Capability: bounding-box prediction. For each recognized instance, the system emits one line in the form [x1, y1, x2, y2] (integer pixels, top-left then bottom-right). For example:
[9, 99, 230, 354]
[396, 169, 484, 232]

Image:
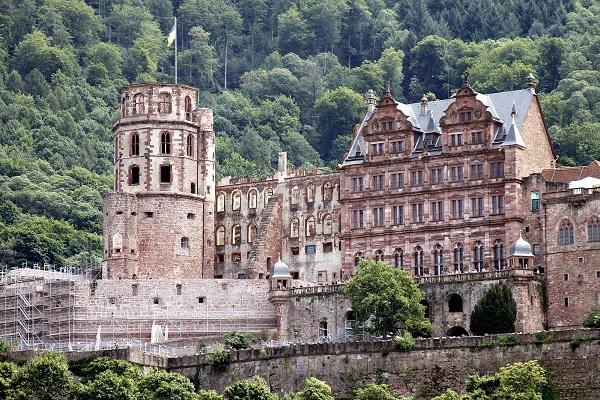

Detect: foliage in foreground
[583, 307, 600, 328]
[470, 283, 517, 336]
[344, 259, 431, 338]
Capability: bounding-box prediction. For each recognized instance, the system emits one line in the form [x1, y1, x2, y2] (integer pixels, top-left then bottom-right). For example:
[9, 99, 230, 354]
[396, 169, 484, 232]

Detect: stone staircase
[245, 195, 283, 278]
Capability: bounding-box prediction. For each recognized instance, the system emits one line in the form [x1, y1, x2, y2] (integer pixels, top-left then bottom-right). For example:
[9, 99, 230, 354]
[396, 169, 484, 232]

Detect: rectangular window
[470, 164, 484, 180]
[491, 162, 504, 178]
[471, 197, 484, 217]
[216, 254, 225, 263]
[459, 111, 472, 123]
[352, 210, 364, 228]
[450, 133, 463, 146]
[492, 195, 505, 214]
[370, 142, 384, 155]
[372, 175, 384, 190]
[130, 166, 140, 185]
[232, 253, 241, 262]
[471, 131, 484, 144]
[323, 242, 333, 253]
[305, 245, 316, 254]
[411, 203, 424, 223]
[451, 199, 464, 219]
[431, 201, 444, 221]
[431, 168, 443, 184]
[144, 211, 154, 218]
[392, 205, 404, 225]
[597, 271, 600, 279]
[382, 121, 393, 131]
[531, 192, 540, 212]
[410, 170, 424, 186]
[160, 165, 171, 183]
[291, 246, 300, 255]
[352, 177, 364, 192]
[450, 166, 463, 182]
[390, 172, 404, 189]
[372, 207, 385, 227]
[390, 140, 404, 154]
[564, 273, 569, 281]
[564, 297, 569, 307]
[533, 244, 541, 256]
[317, 271, 327, 283]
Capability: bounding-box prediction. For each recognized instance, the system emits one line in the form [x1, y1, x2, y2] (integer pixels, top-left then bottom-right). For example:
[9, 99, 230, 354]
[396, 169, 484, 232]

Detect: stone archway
[446, 326, 469, 337]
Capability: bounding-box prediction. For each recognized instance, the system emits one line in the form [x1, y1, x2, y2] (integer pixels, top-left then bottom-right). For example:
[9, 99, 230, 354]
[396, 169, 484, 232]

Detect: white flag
[167, 20, 176, 47]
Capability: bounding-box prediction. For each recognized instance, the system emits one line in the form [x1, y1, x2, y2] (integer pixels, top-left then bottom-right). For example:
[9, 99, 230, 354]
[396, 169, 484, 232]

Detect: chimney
[420, 94, 428, 115]
[525, 73, 537, 92]
[278, 152, 288, 178]
[365, 89, 376, 112]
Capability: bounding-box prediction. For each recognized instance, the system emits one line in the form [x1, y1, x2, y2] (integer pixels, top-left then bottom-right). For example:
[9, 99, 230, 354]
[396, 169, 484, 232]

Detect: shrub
[223, 376, 276, 400]
[224, 331, 252, 350]
[498, 334, 518, 348]
[198, 389, 224, 400]
[296, 377, 334, 400]
[470, 284, 516, 335]
[206, 346, 230, 371]
[353, 383, 408, 400]
[393, 331, 416, 351]
[583, 307, 600, 328]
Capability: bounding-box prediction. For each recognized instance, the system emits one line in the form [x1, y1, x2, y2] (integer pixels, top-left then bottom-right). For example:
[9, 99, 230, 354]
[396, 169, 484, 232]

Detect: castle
[0, 76, 599, 351]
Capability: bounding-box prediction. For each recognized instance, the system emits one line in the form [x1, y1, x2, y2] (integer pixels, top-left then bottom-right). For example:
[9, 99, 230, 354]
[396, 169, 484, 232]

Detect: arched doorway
[448, 293, 464, 313]
[446, 326, 469, 337]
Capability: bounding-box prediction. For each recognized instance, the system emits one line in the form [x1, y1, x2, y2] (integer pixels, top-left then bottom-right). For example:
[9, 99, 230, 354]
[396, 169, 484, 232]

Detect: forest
[0, 0, 600, 265]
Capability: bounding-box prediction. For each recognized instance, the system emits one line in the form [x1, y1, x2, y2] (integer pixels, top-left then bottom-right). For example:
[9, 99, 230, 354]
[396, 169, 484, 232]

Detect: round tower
[103, 83, 215, 279]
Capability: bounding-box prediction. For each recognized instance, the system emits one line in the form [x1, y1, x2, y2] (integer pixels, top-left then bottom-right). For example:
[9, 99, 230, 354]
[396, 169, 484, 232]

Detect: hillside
[0, 0, 599, 266]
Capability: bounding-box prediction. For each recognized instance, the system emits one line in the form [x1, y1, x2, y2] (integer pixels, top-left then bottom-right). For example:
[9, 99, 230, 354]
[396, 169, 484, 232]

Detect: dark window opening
[291, 272, 299, 279]
[160, 165, 171, 183]
[187, 213, 196, 219]
[144, 211, 154, 218]
[130, 165, 140, 185]
[291, 246, 300, 255]
[176, 284, 182, 295]
[564, 297, 569, 307]
[116, 211, 123, 215]
[131, 212, 137, 216]
[323, 242, 333, 253]
[216, 254, 224, 263]
[191, 182, 196, 194]
[448, 294, 463, 313]
[198, 297, 205, 304]
[153, 297, 160, 305]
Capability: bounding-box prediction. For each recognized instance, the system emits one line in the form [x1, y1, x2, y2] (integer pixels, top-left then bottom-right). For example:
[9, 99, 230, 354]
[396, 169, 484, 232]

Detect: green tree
[296, 377, 334, 400]
[224, 331, 252, 350]
[583, 307, 600, 328]
[198, 389, 224, 400]
[353, 383, 408, 400]
[10, 351, 75, 400]
[80, 370, 139, 400]
[0, 361, 16, 399]
[277, 6, 313, 57]
[222, 376, 276, 400]
[470, 283, 517, 336]
[179, 27, 217, 90]
[344, 259, 431, 338]
[13, 30, 76, 80]
[138, 369, 199, 400]
[432, 389, 461, 400]
[314, 86, 363, 161]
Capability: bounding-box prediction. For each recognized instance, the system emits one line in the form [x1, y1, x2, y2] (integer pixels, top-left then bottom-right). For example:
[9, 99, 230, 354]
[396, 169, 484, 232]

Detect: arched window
[322, 214, 333, 235]
[493, 239, 505, 270]
[158, 92, 172, 113]
[133, 93, 144, 115]
[185, 96, 192, 120]
[130, 133, 140, 156]
[216, 192, 225, 212]
[180, 237, 189, 249]
[248, 189, 258, 209]
[414, 246, 424, 276]
[232, 225, 241, 245]
[322, 182, 333, 201]
[448, 293, 463, 313]
[433, 244, 444, 276]
[473, 241, 484, 272]
[453, 243, 464, 273]
[354, 252, 365, 267]
[305, 216, 316, 237]
[121, 95, 129, 117]
[374, 249, 384, 261]
[129, 165, 140, 185]
[588, 216, 600, 242]
[265, 188, 274, 205]
[290, 218, 300, 238]
[160, 131, 171, 154]
[232, 191, 241, 211]
[306, 184, 315, 203]
[394, 248, 404, 268]
[291, 186, 300, 205]
[216, 226, 225, 246]
[558, 219, 574, 245]
[248, 224, 257, 243]
[186, 135, 194, 157]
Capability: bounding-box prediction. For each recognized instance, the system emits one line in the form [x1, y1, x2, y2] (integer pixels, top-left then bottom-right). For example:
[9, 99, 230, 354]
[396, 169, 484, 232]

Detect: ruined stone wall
[169, 329, 600, 400]
[215, 169, 342, 282]
[544, 190, 600, 328]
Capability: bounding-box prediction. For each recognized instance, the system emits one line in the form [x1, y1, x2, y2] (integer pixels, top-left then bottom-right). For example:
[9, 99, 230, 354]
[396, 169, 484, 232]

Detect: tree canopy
[470, 283, 517, 336]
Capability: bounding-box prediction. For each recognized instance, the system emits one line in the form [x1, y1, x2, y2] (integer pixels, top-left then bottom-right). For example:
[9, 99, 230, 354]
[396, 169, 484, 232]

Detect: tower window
[133, 94, 144, 115]
[191, 182, 196, 194]
[185, 96, 192, 121]
[186, 135, 194, 157]
[181, 237, 189, 249]
[160, 165, 171, 183]
[130, 165, 140, 185]
[160, 132, 171, 154]
[130, 133, 140, 156]
[158, 92, 172, 113]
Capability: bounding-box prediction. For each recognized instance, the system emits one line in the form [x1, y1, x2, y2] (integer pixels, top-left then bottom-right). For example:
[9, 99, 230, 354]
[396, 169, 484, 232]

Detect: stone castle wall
[167, 329, 600, 400]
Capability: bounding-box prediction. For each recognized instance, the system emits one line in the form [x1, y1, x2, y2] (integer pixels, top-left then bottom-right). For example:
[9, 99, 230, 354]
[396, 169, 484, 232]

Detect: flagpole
[174, 17, 178, 84]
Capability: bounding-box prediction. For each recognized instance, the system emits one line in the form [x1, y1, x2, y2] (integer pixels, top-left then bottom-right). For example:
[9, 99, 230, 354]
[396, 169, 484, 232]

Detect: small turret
[509, 233, 534, 269]
[420, 94, 428, 116]
[525, 73, 537, 92]
[365, 89, 376, 112]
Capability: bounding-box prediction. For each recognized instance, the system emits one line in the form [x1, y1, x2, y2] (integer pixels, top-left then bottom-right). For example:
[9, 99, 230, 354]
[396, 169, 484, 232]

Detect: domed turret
[509, 233, 534, 258]
[271, 256, 292, 291]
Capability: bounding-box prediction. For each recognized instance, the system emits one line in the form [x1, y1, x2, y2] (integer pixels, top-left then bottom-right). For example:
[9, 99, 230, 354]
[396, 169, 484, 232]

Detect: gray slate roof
[343, 88, 535, 166]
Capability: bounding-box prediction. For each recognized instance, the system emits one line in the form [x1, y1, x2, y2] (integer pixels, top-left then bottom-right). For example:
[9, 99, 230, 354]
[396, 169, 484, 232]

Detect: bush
[393, 331, 416, 351]
[353, 383, 408, 400]
[470, 284, 516, 335]
[224, 331, 252, 350]
[583, 307, 600, 328]
[223, 376, 276, 400]
[198, 389, 224, 400]
[206, 346, 230, 371]
[498, 334, 518, 348]
[296, 377, 334, 400]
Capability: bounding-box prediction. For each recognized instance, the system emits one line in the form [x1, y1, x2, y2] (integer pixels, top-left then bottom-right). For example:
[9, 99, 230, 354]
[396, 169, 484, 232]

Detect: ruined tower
[103, 83, 216, 279]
